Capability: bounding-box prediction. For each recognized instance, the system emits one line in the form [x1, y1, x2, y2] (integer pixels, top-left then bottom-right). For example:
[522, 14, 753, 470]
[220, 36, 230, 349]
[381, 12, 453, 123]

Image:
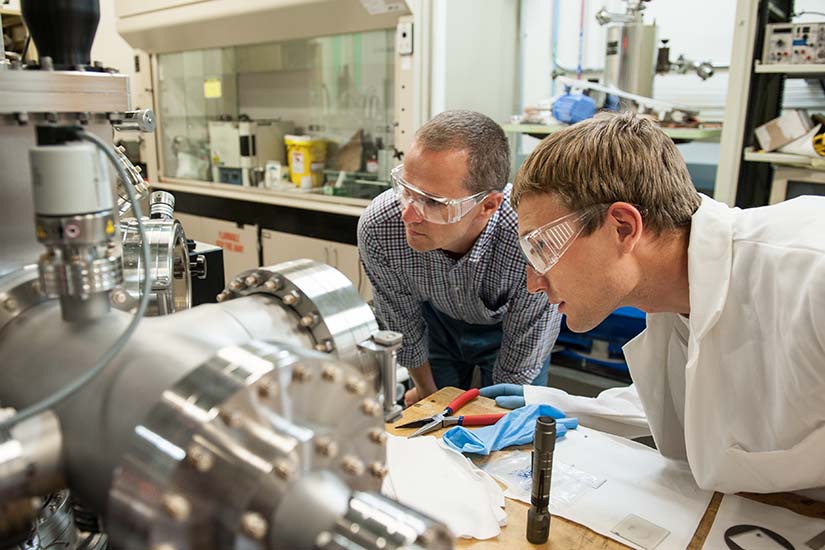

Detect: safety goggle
[390, 164, 491, 224]
[519, 210, 593, 274]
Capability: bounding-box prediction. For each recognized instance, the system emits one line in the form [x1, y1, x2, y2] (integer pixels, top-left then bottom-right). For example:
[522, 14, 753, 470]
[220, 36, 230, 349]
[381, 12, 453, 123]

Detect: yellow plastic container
[284, 135, 327, 189]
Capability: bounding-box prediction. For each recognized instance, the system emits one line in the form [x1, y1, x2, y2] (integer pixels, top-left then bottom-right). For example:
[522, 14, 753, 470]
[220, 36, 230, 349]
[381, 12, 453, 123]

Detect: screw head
[315, 531, 332, 547]
[263, 278, 281, 291]
[161, 493, 191, 521]
[314, 340, 335, 353]
[292, 365, 311, 383]
[219, 409, 243, 428]
[216, 291, 230, 303]
[187, 445, 214, 473]
[300, 313, 319, 328]
[360, 399, 381, 417]
[369, 462, 388, 479]
[111, 289, 129, 305]
[257, 378, 277, 399]
[315, 437, 339, 458]
[228, 279, 244, 292]
[368, 428, 387, 445]
[240, 511, 268, 541]
[321, 366, 339, 382]
[341, 455, 365, 476]
[282, 292, 300, 306]
[3, 297, 18, 312]
[345, 377, 366, 396]
[274, 460, 294, 480]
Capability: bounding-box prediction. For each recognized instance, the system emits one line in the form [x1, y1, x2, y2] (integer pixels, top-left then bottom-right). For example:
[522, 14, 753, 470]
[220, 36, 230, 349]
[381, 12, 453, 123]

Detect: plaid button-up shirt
[357, 185, 562, 384]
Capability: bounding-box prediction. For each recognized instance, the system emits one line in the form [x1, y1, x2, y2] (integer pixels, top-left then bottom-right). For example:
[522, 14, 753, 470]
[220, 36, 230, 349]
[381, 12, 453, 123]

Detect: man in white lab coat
[487, 111, 825, 494]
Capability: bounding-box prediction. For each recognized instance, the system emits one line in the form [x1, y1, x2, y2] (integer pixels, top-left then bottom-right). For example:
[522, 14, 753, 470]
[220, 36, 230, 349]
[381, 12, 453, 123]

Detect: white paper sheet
[486, 426, 713, 549]
[702, 494, 825, 550]
[382, 434, 506, 540]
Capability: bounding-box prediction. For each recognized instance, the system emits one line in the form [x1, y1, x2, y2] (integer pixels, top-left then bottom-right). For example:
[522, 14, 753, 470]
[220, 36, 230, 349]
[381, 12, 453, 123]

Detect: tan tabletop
[386, 387, 825, 549]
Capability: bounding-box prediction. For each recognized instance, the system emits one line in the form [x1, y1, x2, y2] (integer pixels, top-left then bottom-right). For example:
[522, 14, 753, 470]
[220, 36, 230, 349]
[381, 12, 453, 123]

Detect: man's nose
[401, 201, 424, 224]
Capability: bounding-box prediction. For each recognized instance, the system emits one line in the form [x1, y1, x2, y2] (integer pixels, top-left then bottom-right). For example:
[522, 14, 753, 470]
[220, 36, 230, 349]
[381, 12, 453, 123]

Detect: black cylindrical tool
[526, 416, 556, 544]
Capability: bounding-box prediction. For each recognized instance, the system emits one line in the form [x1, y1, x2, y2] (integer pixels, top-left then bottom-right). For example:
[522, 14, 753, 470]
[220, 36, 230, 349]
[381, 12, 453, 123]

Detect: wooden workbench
[386, 387, 825, 549]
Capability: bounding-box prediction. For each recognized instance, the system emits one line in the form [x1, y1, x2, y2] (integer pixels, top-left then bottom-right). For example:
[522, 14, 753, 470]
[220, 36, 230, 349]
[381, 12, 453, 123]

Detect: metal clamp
[358, 330, 403, 422]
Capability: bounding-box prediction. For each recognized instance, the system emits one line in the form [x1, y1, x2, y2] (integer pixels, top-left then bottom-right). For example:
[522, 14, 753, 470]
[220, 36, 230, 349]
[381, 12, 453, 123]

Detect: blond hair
[513, 112, 701, 235]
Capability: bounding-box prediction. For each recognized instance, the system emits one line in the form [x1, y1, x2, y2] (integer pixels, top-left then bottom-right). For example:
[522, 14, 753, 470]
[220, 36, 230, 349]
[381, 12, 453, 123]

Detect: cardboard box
[755, 110, 813, 152]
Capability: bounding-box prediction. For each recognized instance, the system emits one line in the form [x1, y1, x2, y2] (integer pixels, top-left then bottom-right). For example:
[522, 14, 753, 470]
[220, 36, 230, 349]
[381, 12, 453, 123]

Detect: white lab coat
[624, 194, 825, 494]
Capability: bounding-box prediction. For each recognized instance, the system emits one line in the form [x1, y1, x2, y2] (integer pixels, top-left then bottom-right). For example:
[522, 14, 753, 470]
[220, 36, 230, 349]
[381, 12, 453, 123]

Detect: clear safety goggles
[390, 164, 491, 224]
[519, 209, 597, 274]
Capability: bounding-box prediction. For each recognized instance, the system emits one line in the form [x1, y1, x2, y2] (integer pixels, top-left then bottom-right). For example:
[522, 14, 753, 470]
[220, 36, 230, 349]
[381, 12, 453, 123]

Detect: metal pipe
[526, 416, 556, 544]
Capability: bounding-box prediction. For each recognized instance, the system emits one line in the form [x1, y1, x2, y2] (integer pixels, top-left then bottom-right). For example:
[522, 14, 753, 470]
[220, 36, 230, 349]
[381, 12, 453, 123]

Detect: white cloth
[702, 494, 825, 549]
[524, 384, 651, 439]
[624, 195, 825, 494]
[484, 426, 712, 550]
[382, 434, 506, 539]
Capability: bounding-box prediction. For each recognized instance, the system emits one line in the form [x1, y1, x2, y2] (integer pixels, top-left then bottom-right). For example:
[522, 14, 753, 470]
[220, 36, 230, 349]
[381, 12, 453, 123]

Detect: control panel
[763, 22, 825, 64]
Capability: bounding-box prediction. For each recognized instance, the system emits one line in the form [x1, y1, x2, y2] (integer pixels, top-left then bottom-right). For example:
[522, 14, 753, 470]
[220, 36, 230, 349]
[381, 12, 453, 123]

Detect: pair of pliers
[395, 388, 506, 438]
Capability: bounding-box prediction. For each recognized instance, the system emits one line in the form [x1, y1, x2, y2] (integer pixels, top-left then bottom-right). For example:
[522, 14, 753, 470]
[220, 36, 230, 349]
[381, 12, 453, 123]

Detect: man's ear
[480, 191, 504, 217]
[606, 202, 644, 253]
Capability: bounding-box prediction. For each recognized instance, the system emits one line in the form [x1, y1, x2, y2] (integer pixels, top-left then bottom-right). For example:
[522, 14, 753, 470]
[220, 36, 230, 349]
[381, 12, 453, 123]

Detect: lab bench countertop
[157, 177, 371, 218]
[386, 387, 825, 549]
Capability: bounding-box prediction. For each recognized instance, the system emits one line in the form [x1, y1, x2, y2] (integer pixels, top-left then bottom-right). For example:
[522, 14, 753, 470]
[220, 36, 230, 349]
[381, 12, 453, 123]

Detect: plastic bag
[483, 450, 606, 510]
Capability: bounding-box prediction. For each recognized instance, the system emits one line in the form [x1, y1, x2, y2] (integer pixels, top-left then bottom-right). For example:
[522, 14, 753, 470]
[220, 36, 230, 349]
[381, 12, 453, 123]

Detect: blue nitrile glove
[442, 404, 579, 455]
[479, 384, 525, 409]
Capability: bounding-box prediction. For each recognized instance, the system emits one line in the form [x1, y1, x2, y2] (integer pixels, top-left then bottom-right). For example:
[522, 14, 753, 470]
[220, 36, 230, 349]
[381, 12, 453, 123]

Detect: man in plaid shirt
[358, 110, 562, 406]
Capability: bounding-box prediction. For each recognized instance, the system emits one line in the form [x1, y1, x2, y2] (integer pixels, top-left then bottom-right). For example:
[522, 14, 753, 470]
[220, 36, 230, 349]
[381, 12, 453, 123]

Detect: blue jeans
[421, 302, 550, 390]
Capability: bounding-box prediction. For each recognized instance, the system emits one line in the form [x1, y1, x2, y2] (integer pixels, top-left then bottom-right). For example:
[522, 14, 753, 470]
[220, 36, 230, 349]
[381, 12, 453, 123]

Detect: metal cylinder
[58, 291, 112, 323]
[321, 490, 453, 550]
[110, 109, 155, 133]
[29, 142, 113, 216]
[603, 22, 658, 97]
[149, 190, 175, 220]
[526, 416, 556, 544]
[30, 138, 120, 322]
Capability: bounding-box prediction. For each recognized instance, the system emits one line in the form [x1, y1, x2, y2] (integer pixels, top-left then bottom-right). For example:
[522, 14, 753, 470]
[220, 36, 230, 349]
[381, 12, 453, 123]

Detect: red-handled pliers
[395, 388, 506, 438]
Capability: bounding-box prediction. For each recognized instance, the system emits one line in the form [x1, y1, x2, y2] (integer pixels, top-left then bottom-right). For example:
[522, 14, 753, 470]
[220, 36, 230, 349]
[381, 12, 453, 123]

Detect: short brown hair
[512, 112, 701, 235]
[415, 110, 510, 194]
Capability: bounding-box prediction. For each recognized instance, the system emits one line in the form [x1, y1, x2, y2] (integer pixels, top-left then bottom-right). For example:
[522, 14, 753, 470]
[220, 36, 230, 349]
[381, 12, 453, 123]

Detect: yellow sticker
[204, 78, 223, 99]
[36, 226, 46, 240]
[105, 220, 115, 235]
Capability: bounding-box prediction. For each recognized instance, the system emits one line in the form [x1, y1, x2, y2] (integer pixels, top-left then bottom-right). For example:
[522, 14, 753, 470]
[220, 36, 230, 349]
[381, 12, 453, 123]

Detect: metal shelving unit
[744, 147, 825, 170]
[502, 123, 723, 141]
[754, 62, 825, 75]
[715, 0, 825, 207]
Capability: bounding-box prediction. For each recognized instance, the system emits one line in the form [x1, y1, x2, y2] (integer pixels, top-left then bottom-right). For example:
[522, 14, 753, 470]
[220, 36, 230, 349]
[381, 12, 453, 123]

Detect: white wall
[429, 0, 519, 123]
[91, 0, 138, 91]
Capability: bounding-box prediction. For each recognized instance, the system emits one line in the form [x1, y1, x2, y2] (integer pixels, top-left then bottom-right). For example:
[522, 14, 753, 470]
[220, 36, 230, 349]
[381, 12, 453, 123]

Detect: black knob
[21, 0, 100, 70]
